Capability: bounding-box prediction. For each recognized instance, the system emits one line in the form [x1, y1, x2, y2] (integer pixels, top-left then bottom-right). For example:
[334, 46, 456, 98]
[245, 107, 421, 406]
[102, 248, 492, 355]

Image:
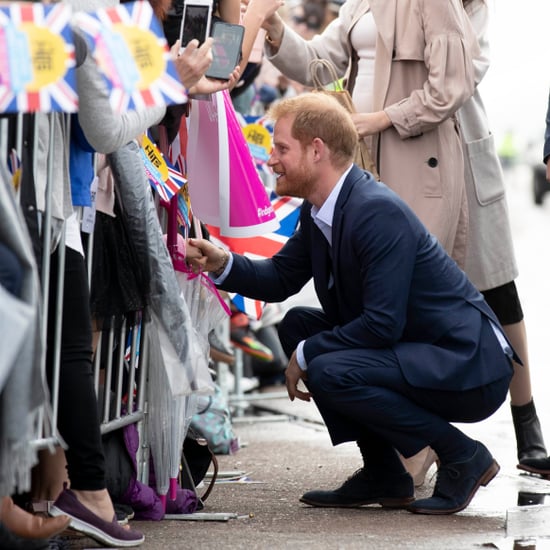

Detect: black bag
[180, 427, 218, 504]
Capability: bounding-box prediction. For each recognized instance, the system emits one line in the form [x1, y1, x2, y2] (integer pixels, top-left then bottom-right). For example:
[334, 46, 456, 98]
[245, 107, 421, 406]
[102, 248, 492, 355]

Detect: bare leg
[70, 489, 116, 523]
[504, 321, 533, 406]
[31, 450, 119, 525]
[503, 320, 546, 463]
[399, 448, 438, 487]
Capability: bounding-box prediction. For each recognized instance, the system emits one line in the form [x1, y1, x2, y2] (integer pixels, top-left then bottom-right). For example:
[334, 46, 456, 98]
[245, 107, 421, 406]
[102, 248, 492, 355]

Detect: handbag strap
[308, 59, 343, 91]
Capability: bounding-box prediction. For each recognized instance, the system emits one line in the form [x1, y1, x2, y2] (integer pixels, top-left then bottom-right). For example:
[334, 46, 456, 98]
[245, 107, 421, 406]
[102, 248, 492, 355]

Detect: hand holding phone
[205, 21, 245, 81]
[172, 37, 214, 90]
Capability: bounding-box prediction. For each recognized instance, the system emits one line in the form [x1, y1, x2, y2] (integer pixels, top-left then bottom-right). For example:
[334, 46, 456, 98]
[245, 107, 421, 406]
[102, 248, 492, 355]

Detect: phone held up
[179, 0, 213, 51]
[205, 21, 245, 81]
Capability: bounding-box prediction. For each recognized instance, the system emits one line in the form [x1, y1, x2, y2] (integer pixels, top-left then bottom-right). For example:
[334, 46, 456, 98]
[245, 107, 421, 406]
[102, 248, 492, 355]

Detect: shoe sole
[50, 505, 144, 547]
[517, 464, 550, 480]
[299, 496, 415, 509]
[231, 340, 274, 361]
[408, 459, 500, 515]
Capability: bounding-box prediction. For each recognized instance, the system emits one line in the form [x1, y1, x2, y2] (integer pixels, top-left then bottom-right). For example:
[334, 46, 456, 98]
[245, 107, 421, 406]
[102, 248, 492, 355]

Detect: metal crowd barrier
[1, 113, 150, 479]
[1, 110, 263, 491]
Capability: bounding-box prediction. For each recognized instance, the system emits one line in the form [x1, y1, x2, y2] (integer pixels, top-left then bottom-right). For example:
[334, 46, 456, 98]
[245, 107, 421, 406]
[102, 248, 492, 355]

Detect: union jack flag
[0, 3, 77, 113]
[207, 192, 302, 319]
[166, 164, 187, 197]
[139, 134, 187, 202]
[73, 1, 187, 113]
[168, 118, 188, 175]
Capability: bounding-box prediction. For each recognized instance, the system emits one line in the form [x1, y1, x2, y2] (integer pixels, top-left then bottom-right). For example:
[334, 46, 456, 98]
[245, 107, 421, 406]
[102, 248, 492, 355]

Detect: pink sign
[187, 90, 279, 237]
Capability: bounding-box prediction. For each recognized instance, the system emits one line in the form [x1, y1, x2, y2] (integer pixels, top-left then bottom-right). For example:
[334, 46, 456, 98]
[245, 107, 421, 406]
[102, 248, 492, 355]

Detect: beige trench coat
[267, 0, 480, 265]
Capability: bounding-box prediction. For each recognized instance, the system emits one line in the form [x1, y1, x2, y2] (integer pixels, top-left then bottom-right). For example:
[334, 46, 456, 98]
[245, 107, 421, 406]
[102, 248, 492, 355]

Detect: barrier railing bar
[125, 318, 140, 414]
[93, 329, 102, 396]
[101, 321, 116, 424]
[114, 316, 128, 420]
[49, 229, 66, 432]
[136, 316, 150, 484]
[99, 410, 146, 434]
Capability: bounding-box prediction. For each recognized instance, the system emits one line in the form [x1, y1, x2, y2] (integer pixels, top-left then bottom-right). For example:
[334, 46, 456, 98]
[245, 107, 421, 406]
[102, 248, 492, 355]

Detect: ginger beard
[274, 154, 316, 199]
[270, 116, 317, 200]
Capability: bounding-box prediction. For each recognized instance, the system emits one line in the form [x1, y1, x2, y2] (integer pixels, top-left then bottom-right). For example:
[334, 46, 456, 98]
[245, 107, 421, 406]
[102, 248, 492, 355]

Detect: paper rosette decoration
[242, 115, 273, 175]
[73, 0, 187, 113]
[187, 90, 279, 238]
[0, 2, 78, 113]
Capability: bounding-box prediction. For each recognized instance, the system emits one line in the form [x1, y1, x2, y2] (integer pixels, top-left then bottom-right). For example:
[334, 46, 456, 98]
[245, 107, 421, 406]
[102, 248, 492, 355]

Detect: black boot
[511, 399, 547, 464]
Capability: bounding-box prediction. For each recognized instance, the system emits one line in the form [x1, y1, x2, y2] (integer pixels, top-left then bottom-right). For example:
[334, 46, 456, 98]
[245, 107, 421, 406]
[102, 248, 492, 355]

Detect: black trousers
[46, 246, 106, 490]
[278, 306, 511, 459]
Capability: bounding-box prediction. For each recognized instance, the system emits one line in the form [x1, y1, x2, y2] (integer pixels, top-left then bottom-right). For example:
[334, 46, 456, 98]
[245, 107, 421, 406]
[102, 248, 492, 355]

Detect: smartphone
[205, 21, 244, 81]
[179, 0, 213, 49]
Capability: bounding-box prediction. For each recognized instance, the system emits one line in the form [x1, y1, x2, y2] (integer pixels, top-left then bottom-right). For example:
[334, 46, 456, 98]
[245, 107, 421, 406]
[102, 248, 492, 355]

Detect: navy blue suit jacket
[221, 165, 515, 391]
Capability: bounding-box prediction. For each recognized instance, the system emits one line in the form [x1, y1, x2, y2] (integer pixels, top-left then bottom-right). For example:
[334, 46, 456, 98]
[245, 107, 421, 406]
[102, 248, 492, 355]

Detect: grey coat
[0, 165, 45, 496]
[458, 0, 518, 290]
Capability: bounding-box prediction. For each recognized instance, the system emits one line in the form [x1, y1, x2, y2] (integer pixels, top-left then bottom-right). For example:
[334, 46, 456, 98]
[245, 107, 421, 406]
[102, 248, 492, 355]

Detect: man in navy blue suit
[187, 92, 516, 515]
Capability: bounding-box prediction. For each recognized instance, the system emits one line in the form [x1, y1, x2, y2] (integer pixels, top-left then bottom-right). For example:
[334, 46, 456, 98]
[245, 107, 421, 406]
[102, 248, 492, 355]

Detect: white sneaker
[223, 371, 259, 393]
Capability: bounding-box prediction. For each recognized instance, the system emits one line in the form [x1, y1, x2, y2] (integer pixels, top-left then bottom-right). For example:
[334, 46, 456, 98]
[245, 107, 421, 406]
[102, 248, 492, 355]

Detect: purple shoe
[49, 488, 144, 547]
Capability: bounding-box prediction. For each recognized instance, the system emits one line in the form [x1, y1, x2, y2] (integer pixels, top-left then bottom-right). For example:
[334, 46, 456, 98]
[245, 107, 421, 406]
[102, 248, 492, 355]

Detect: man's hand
[187, 238, 228, 274]
[546, 161, 550, 182]
[285, 352, 311, 402]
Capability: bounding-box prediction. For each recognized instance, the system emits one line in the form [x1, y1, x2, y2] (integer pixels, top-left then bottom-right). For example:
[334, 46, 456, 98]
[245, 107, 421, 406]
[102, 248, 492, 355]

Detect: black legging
[46, 245, 106, 491]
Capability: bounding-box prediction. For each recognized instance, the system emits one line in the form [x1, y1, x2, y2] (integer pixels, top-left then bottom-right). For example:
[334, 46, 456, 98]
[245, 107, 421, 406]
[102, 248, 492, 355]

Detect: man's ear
[311, 137, 326, 161]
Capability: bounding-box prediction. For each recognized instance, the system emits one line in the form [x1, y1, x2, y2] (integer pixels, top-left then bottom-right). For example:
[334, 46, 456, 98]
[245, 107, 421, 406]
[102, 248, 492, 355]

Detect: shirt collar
[311, 164, 353, 246]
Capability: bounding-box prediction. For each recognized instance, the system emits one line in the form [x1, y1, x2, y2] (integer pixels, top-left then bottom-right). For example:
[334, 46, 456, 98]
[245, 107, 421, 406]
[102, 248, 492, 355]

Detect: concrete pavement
[64, 164, 550, 550]
[59, 388, 550, 550]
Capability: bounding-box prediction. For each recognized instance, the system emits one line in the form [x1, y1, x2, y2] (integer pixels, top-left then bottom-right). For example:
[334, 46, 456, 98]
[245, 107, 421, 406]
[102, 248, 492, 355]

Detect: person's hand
[184, 238, 205, 265]
[246, 0, 284, 25]
[171, 38, 214, 90]
[188, 66, 241, 96]
[546, 161, 550, 182]
[187, 238, 229, 274]
[285, 351, 311, 402]
[351, 111, 392, 138]
[257, 5, 285, 47]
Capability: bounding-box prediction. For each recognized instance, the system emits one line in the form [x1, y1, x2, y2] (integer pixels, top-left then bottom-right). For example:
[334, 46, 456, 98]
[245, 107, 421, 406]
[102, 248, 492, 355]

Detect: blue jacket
[69, 114, 95, 207]
[220, 165, 515, 391]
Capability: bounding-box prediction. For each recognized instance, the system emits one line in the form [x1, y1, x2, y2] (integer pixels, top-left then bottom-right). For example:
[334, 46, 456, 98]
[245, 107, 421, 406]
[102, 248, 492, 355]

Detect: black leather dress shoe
[408, 441, 499, 515]
[300, 469, 414, 508]
[517, 456, 550, 478]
